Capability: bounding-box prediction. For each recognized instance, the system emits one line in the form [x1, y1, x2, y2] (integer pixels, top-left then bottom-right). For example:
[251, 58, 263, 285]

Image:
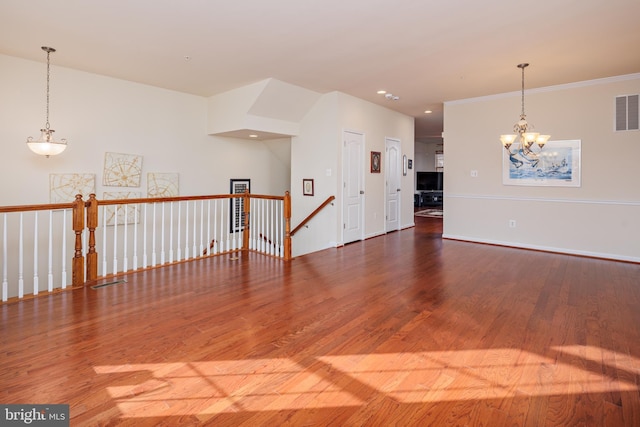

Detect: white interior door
[342, 130, 364, 244]
[385, 138, 401, 232]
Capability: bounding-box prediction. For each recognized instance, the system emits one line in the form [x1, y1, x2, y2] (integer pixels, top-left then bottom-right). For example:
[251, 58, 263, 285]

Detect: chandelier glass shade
[500, 63, 549, 153]
[26, 46, 67, 157]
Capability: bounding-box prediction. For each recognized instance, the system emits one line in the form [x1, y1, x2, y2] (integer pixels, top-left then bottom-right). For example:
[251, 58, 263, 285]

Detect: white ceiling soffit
[207, 78, 321, 140]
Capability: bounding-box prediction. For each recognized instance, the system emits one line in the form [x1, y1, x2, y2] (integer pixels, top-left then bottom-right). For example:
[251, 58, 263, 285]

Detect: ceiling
[2, 0, 639, 143]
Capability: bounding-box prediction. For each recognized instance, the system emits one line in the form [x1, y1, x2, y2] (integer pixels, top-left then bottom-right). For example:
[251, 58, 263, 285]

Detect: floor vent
[615, 94, 639, 131]
[91, 280, 127, 289]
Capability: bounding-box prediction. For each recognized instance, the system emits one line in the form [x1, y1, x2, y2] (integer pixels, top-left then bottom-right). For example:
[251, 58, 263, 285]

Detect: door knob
[359, 190, 365, 194]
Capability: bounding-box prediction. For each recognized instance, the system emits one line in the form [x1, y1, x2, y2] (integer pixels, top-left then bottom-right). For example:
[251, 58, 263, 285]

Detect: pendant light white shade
[26, 46, 67, 158]
[27, 129, 67, 156]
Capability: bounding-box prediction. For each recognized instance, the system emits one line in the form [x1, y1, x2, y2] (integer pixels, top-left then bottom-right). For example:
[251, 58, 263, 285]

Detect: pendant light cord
[45, 48, 51, 131]
[520, 64, 525, 119]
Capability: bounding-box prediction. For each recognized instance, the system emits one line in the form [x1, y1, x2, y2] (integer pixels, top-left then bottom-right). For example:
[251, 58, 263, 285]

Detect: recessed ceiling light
[249, 134, 258, 138]
[377, 90, 386, 94]
[424, 110, 432, 114]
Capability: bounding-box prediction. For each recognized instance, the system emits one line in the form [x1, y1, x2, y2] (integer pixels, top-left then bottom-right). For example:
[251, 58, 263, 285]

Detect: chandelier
[500, 63, 549, 153]
[26, 46, 67, 157]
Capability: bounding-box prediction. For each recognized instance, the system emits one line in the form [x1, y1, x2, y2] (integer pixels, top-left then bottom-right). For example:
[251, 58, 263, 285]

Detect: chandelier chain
[45, 48, 51, 130]
[520, 64, 525, 119]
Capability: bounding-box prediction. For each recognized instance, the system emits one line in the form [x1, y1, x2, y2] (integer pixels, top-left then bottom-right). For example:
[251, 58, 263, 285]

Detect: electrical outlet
[509, 220, 516, 228]
[471, 170, 478, 177]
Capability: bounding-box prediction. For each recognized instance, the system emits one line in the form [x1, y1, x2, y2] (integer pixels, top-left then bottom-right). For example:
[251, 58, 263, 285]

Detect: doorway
[385, 138, 401, 232]
[342, 130, 364, 244]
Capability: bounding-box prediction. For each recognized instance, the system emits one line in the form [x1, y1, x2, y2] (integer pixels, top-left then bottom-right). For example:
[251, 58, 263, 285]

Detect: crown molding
[445, 73, 640, 106]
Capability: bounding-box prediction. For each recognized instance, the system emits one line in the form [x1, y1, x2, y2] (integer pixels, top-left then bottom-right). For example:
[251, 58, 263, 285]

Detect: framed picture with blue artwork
[503, 139, 581, 187]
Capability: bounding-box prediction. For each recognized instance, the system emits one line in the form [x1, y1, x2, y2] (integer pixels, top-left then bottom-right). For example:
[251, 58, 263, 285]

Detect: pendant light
[26, 46, 67, 157]
[500, 63, 549, 152]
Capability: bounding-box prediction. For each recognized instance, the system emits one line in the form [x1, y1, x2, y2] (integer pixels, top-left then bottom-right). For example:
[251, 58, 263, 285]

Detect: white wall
[336, 92, 415, 234]
[0, 54, 290, 205]
[291, 92, 341, 256]
[443, 74, 640, 262]
[1, 53, 414, 263]
[291, 92, 415, 256]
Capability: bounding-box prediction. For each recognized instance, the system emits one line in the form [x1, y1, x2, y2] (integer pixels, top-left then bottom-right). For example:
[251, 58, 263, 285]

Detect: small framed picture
[371, 151, 381, 173]
[303, 178, 314, 196]
[229, 179, 250, 232]
[435, 151, 444, 170]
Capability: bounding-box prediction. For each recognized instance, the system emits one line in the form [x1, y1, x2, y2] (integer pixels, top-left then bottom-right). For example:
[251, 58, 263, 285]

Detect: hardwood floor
[2, 216, 639, 426]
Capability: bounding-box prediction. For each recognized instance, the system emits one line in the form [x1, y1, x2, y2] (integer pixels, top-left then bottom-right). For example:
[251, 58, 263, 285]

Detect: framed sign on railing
[230, 179, 250, 232]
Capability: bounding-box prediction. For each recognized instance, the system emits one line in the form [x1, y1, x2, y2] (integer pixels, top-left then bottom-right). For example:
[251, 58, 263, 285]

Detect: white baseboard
[442, 234, 640, 263]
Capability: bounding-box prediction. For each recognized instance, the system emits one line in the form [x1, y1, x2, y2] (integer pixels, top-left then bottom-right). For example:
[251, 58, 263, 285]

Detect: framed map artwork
[103, 152, 143, 187]
[147, 173, 179, 198]
[49, 173, 96, 203]
[103, 191, 141, 226]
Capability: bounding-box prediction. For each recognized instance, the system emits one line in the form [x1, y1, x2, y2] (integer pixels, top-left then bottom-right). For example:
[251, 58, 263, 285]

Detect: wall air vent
[615, 94, 639, 131]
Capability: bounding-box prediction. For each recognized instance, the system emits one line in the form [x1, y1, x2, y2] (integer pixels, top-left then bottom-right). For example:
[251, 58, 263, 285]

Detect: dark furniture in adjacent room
[416, 171, 443, 207]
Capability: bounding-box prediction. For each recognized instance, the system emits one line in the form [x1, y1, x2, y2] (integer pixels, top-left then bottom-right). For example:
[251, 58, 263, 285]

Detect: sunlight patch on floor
[93, 346, 640, 419]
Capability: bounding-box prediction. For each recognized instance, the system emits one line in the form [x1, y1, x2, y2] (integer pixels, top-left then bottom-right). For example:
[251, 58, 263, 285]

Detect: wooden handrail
[290, 195, 335, 237]
[0, 202, 74, 213]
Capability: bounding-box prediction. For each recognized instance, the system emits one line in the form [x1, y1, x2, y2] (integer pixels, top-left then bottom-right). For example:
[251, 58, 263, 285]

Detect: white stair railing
[0, 192, 290, 302]
[0, 201, 75, 302]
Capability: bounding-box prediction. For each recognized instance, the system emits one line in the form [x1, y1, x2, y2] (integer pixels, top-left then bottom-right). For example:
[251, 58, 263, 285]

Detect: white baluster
[226, 198, 235, 250]
[48, 210, 53, 292]
[169, 202, 174, 263]
[2, 214, 7, 301]
[199, 200, 204, 258]
[267, 199, 272, 255]
[213, 200, 219, 254]
[185, 201, 190, 259]
[192, 200, 197, 258]
[102, 206, 108, 276]
[268, 200, 273, 255]
[133, 204, 138, 271]
[253, 198, 259, 252]
[143, 204, 148, 268]
[252, 199, 258, 251]
[177, 202, 182, 261]
[33, 212, 39, 295]
[277, 200, 283, 257]
[269, 200, 274, 255]
[261, 199, 266, 254]
[219, 199, 225, 253]
[267, 200, 272, 255]
[113, 205, 118, 275]
[61, 209, 67, 287]
[206, 200, 211, 256]
[161, 202, 166, 265]
[152, 203, 157, 266]
[18, 213, 24, 299]
[248, 198, 253, 250]
[260, 199, 264, 254]
[123, 203, 129, 272]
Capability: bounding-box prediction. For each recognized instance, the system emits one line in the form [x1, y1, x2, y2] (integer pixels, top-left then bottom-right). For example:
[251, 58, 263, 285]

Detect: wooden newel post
[72, 194, 85, 287]
[242, 189, 251, 252]
[86, 194, 98, 283]
[283, 191, 292, 261]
